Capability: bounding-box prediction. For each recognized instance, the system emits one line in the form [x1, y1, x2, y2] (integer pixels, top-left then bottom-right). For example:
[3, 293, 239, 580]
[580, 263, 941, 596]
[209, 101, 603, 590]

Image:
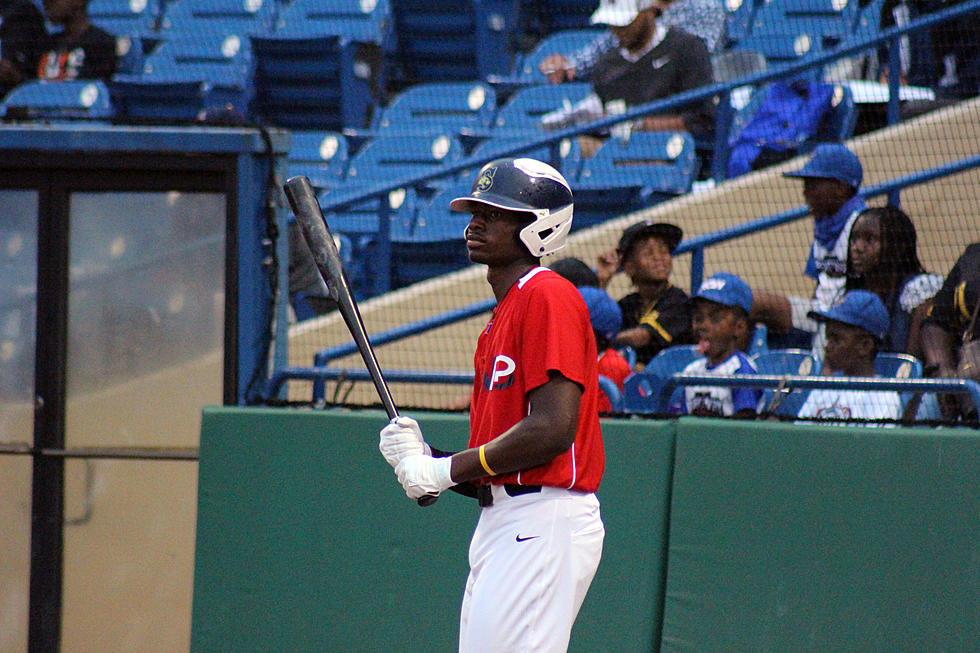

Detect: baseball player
[379, 158, 605, 653]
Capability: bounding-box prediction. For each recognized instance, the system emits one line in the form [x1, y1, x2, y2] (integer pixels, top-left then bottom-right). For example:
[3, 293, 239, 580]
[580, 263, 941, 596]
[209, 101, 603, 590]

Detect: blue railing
[312, 0, 980, 295]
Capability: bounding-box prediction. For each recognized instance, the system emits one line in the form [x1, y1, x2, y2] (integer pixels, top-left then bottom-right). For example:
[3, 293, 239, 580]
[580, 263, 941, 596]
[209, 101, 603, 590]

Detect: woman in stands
[845, 205, 943, 359]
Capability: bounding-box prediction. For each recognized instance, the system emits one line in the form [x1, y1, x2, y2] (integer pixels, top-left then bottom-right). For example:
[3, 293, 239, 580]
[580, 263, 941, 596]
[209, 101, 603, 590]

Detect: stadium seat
[574, 131, 699, 229]
[389, 180, 474, 289]
[88, 0, 160, 75]
[754, 348, 820, 417]
[488, 82, 593, 136]
[272, 0, 395, 50]
[506, 28, 606, 86]
[1, 80, 114, 121]
[467, 136, 582, 179]
[389, 0, 515, 85]
[157, 0, 276, 37]
[108, 78, 207, 122]
[874, 352, 923, 379]
[128, 32, 253, 115]
[373, 81, 497, 136]
[343, 133, 465, 189]
[249, 34, 379, 130]
[598, 374, 625, 413]
[286, 131, 350, 191]
[622, 345, 701, 414]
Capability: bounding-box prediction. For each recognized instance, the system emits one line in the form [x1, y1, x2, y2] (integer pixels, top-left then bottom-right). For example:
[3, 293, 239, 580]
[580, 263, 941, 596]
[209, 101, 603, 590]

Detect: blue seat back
[375, 82, 497, 135]
[345, 133, 465, 185]
[724, 0, 758, 45]
[287, 131, 351, 190]
[468, 136, 582, 179]
[273, 0, 395, 48]
[874, 352, 923, 379]
[159, 0, 277, 36]
[490, 82, 593, 135]
[646, 345, 701, 378]
[1, 80, 114, 121]
[753, 348, 820, 375]
[579, 132, 699, 195]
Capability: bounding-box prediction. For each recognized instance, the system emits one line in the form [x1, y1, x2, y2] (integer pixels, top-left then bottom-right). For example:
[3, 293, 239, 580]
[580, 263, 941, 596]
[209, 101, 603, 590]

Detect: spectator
[669, 271, 761, 418]
[796, 290, 903, 424]
[596, 220, 692, 368]
[751, 144, 867, 368]
[37, 0, 117, 82]
[549, 256, 600, 287]
[920, 241, 980, 421]
[538, 0, 727, 84]
[539, 0, 715, 143]
[0, 0, 47, 96]
[579, 286, 633, 413]
[845, 205, 943, 358]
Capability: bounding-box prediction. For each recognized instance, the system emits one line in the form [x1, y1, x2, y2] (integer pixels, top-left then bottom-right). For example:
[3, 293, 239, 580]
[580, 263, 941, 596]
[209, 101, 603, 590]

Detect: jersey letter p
[486, 355, 516, 390]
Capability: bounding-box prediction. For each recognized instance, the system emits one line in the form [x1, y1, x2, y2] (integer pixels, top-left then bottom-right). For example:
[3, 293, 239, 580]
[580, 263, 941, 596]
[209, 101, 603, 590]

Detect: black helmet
[450, 157, 574, 256]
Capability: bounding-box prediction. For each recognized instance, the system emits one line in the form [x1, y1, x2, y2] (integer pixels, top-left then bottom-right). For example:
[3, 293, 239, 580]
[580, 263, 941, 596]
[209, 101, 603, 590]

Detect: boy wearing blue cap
[796, 290, 902, 423]
[670, 272, 761, 418]
[579, 286, 632, 413]
[752, 143, 867, 368]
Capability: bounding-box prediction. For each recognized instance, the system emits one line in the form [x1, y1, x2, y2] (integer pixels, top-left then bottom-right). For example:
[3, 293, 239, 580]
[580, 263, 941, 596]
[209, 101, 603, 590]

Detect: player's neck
[486, 260, 538, 303]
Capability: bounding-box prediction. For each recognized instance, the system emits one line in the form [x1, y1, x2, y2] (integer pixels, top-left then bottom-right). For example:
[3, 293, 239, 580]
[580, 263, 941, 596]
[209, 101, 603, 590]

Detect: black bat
[283, 175, 437, 507]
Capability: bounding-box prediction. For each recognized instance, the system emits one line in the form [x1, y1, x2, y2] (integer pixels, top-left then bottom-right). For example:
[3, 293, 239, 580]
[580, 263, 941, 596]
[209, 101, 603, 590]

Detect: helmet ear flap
[519, 203, 573, 257]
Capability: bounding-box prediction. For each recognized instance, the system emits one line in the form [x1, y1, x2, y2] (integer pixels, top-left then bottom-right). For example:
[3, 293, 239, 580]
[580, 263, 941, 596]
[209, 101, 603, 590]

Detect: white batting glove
[395, 455, 454, 500]
[379, 416, 431, 468]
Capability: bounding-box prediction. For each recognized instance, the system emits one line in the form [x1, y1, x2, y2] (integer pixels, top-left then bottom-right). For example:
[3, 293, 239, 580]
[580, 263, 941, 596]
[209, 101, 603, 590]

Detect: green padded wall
[191, 408, 673, 652]
[661, 417, 980, 652]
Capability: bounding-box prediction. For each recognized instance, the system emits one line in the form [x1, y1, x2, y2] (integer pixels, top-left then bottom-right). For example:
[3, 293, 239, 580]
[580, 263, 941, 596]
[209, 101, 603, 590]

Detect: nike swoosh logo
[652, 56, 670, 69]
[515, 534, 540, 542]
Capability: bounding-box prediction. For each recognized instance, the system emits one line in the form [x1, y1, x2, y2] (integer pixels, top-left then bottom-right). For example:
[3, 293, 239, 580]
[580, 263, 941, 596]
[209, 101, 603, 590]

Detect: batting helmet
[450, 157, 574, 257]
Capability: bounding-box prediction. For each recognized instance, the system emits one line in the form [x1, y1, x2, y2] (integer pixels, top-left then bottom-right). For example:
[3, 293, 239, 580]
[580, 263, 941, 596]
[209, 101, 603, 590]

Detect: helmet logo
[476, 167, 496, 192]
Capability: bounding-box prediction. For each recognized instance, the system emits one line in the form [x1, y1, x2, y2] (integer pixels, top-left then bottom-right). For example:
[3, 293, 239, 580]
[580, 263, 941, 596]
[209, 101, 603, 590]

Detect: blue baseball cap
[692, 272, 753, 314]
[578, 286, 622, 342]
[783, 143, 863, 189]
[808, 290, 889, 341]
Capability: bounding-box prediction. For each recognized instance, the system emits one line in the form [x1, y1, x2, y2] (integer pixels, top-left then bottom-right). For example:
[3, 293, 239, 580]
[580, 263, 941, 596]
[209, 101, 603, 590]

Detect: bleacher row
[608, 340, 940, 420]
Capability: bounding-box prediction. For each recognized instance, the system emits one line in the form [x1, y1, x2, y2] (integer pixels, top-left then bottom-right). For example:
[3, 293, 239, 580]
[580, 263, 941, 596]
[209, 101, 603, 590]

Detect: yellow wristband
[478, 445, 496, 476]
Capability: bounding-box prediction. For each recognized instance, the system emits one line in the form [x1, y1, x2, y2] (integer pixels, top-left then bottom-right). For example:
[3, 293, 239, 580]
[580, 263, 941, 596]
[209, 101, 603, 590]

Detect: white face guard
[518, 202, 574, 257]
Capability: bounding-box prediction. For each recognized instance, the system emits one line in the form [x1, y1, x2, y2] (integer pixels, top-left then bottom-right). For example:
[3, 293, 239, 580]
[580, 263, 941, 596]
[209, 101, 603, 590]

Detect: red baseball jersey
[469, 267, 604, 492]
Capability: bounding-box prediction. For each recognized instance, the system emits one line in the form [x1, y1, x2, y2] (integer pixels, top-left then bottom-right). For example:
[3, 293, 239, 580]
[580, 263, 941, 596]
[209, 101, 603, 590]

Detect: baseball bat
[283, 175, 437, 507]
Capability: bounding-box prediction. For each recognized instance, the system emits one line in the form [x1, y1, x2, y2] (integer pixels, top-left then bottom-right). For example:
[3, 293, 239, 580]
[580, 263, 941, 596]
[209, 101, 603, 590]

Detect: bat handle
[386, 406, 438, 508]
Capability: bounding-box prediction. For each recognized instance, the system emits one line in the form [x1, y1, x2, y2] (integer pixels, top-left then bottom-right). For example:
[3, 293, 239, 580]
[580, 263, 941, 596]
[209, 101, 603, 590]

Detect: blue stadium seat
[249, 34, 379, 130]
[622, 345, 701, 413]
[598, 374, 625, 413]
[488, 82, 593, 136]
[108, 78, 207, 122]
[874, 352, 923, 379]
[158, 0, 276, 36]
[389, 180, 474, 288]
[87, 0, 161, 75]
[1, 80, 114, 121]
[131, 32, 253, 115]
[373, 82, 497, 136]
[272, 0, 395, 50]
[574, 131, 699, 229]
[343, 133, 465, 189]
[507, 28, 606, 85]
[287, 131, 350, 191]
[468, 136, 582, 180]
[389, 0, 515, 84]
[754, 348, 820, 416]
